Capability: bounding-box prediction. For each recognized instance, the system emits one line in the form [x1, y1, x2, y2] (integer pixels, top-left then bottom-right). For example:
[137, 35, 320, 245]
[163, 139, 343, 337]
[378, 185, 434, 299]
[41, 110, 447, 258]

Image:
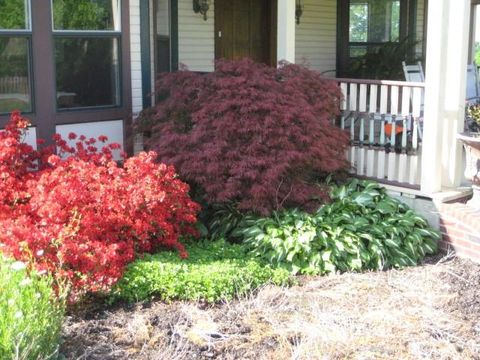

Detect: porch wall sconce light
[296, 0, 304, 25]
[193, 0, 211, 21]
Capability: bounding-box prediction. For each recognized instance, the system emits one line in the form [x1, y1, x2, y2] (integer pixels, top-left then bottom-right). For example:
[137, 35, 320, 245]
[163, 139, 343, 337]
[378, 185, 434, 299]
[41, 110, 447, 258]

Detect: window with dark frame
[0, 0, 33, 114]
[338, 0, 414, 79]
[0, 0, 131, 152]
[348, 0, 401, 57]
[155, 0, 172, 75]
[52, 0, 122, 110]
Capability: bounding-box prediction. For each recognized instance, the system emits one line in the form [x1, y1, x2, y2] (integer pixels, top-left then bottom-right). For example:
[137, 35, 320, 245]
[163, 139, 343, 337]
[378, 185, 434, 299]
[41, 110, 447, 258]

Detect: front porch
[133, 0, 478, 203]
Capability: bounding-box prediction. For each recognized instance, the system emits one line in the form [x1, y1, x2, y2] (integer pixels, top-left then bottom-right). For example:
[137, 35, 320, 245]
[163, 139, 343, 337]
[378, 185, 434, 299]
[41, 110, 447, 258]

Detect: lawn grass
[0, 98, 29, 113]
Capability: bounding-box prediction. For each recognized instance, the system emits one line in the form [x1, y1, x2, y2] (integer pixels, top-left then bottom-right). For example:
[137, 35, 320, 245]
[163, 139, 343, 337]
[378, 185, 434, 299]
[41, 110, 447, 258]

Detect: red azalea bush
[138, 59, 349, 214]
[0, 111, 200, 298]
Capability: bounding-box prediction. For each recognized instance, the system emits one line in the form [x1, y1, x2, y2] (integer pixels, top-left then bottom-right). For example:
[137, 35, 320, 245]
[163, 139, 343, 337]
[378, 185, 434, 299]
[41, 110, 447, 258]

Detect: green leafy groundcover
[235, 180, 440, 275]
[0, 255, 65, 360]
[110, 240, 291, 304]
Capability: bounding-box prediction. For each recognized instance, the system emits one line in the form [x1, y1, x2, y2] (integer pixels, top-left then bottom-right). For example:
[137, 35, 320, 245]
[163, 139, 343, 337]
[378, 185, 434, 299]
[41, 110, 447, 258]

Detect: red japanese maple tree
[139, 59, 349, 214]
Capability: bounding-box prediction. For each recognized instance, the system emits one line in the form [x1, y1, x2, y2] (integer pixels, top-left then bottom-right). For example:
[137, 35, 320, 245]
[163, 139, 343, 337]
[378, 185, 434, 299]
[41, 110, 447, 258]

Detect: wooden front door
[215, 0, 276, 66]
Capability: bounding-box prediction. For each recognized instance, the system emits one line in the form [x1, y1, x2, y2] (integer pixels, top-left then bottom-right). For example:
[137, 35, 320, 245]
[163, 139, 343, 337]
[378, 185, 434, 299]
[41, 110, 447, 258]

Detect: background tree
[0, 0, 26, 30]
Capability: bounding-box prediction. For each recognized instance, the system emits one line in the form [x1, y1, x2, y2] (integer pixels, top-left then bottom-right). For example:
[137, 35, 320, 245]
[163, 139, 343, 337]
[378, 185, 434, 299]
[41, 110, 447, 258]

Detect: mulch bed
[61, 253, 480, 360]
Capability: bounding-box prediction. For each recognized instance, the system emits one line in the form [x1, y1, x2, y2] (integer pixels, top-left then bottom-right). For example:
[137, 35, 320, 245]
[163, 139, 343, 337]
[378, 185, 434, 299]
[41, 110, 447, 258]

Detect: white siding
[24, 127, 37, 150]
[130, 0, 143, 114]
[295, 0, 337, 76]
[0, 127, 37, 150]
[416, 0, 426, 58]
[178, 0, 215, 72]
[56, 120, 124, 160]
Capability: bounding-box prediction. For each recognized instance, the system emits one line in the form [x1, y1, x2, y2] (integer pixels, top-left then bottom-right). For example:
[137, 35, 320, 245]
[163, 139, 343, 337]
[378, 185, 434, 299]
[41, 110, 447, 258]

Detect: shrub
[234, 180, 440, 275]
[110, 239, 291, 304]
[208, 203, 248, 240]
[0, 256, 65, 359]
[0, 112, 200, 299]
[138, 59, 349, 214]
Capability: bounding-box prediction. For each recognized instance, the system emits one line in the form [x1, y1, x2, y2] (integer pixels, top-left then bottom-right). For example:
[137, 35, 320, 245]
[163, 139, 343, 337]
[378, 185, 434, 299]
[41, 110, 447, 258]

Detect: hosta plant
[235, 180, 439, 275]
[208, 203, 248, 240]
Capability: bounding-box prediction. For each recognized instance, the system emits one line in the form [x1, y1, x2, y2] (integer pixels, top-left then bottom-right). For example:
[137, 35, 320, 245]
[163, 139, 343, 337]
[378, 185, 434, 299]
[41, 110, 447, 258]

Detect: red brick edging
[438, 203, 480, 263]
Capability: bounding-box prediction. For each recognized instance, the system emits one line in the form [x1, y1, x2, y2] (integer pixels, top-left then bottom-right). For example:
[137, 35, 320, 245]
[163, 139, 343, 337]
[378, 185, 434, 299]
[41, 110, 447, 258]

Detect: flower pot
[457, 132, 480, 209]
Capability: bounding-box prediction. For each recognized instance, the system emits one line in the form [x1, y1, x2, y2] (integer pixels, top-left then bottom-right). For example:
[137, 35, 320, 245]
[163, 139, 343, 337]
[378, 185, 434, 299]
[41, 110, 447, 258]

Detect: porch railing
[336, 78, 425, 188]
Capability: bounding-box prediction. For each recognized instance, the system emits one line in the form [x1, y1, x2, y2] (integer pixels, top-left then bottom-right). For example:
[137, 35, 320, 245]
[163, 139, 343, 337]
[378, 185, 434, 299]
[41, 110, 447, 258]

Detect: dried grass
[61, 253, 480, 360]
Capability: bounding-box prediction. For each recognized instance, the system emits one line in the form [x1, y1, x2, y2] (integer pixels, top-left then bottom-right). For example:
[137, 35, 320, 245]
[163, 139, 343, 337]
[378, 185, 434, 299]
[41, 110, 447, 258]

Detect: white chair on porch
[402, 61, 425, 83]
[403, 62, 479, 104]
[402, 61, 425, 141]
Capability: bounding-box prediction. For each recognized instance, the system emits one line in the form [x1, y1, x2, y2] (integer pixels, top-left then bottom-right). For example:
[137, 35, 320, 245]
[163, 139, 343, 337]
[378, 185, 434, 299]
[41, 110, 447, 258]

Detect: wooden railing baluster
[334, 78, 425, 188]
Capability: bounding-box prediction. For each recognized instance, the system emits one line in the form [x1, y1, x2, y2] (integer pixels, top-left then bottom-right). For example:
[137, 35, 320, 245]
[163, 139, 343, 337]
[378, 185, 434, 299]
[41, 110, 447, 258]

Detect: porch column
[277, 0, 296, 63]
[421, 0, 471, 194]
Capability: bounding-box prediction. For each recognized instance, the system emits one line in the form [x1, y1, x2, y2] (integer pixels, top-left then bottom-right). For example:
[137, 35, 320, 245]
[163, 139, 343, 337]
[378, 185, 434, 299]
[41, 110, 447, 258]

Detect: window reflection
[55, 37, 120, 109]
[0, 37, 31, 113]
[52, 0, 122, 110]
[349, 3, 368, 42]
[346, 0, 404, 79]
[52, 0, 121, 31]
[156, 0, 171, 73]
[349, 0, 400, 44]
[0, 0, 29, 30]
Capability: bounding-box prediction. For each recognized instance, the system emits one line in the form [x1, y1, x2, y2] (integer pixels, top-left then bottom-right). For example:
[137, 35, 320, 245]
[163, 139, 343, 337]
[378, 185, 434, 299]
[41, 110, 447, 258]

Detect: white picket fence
[0, 76, 29, 94]
[337, 78, 425, 188]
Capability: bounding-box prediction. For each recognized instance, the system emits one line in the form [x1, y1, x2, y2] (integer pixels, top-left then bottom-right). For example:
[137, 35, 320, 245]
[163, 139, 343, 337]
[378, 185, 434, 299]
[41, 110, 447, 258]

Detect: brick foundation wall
[438, 203, 480, 263]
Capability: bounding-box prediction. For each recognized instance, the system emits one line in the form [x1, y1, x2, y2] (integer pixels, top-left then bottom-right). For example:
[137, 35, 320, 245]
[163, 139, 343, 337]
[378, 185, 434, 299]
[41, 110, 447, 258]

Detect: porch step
[383, 184, 473, 203]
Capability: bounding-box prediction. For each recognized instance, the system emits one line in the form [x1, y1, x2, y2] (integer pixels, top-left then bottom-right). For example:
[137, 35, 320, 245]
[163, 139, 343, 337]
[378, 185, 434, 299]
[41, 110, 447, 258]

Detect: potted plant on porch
[457, 104, 480, 208]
